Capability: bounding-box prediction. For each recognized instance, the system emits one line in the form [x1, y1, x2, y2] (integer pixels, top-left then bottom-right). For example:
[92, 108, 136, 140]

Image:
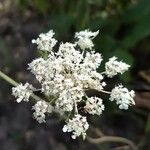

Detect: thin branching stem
[100, 71, 105, 75]
[87, 136, 137, 150]
[99, 89, 111, 94]
[0, 70, 18, 86]
[0, 70, 68, 122]
[90, 126, 104, 137]
[74, 100, 78, 114]
[0, 70, 42, 101]
[87, 126, 137, 150]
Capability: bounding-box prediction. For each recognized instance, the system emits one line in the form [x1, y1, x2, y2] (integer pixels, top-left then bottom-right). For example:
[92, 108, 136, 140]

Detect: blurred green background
[0, 0, 150, 150]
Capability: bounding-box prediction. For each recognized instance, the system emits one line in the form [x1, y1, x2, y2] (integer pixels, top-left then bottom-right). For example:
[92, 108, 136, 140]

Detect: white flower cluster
[32, 100, 53, 123]
[85, 97, 105, 115]
[110, 85, 135, 110]
[105, 57, 130, 78]
[32, 30, 57, 51]
[28, 41, 105, 114]
[12, 29, 135, 140]
[75, 29, 99, 50]
[63, 114, 89, 139]
[12, 83, 34, 103]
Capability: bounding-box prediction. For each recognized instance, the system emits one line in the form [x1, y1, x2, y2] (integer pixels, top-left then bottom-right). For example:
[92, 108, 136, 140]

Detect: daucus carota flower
[110, 85, 135, 110]
[28, 57, 47, 82]
[32, 100, 53, 123]
[105, 56, 130, 78]
[55, 87, 84, 112]
[85, 97, 105, 115]
[63, 114, 89, 139]
[12, 83, 34, 103]
[75, 29, 99, 50]
[84, 51, 102, 69]
[12, 28, 135, 140]
[32, 30, 57, 51]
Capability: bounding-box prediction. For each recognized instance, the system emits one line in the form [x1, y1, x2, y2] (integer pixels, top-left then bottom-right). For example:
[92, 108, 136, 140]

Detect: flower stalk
[0, 70, 42, 102]
[0, 70, 18, 86]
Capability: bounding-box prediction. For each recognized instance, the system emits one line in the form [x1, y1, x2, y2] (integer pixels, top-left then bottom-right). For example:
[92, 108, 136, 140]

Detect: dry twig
[87, 127, 137, 150]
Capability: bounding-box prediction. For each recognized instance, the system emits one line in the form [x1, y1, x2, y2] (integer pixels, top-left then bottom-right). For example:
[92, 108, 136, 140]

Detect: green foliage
[122, 0, 150, 22]
[121, 0, 150, 48]
[122, 13, 150, 48]
[19, 0, 49, 14]
[33, 0, 49, 14]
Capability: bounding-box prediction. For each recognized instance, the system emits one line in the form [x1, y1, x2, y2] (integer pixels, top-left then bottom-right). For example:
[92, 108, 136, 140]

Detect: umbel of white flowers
[12, 29, 135, 140]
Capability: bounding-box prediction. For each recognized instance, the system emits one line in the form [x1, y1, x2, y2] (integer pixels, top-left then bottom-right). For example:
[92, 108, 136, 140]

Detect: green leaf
[122, 13, 150, 48]
[34, 0, 49, 15]
[49, 14, 74, 40]
[75, 0, 90, 29]
[122, 0, 150, 23]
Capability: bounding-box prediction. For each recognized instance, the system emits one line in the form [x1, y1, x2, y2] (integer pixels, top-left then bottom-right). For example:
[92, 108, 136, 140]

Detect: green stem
[145, 113, 150, 132]
[99, 90, 111, 94]
[0, 70, 18, 86]
[0, 70, 68, 121]
[0, 70, 41, 101]
[74, 100, 78, 114]
[31, 94, 42, 101]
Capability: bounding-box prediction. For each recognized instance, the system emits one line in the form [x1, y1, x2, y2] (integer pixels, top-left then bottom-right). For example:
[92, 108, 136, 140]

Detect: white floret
[85, 97, 105, 115]
[62, 114, 89, 139]
[28, 58, 47, 82]
[75, 29, 99, 50]
[105, 57, 130, 77]
[32, 30, 57, 51]
[84, 51, 102, 69]
[32, 100, 53, 123]
[110, 85, 135, 110]
[12, 83, 34, 103]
